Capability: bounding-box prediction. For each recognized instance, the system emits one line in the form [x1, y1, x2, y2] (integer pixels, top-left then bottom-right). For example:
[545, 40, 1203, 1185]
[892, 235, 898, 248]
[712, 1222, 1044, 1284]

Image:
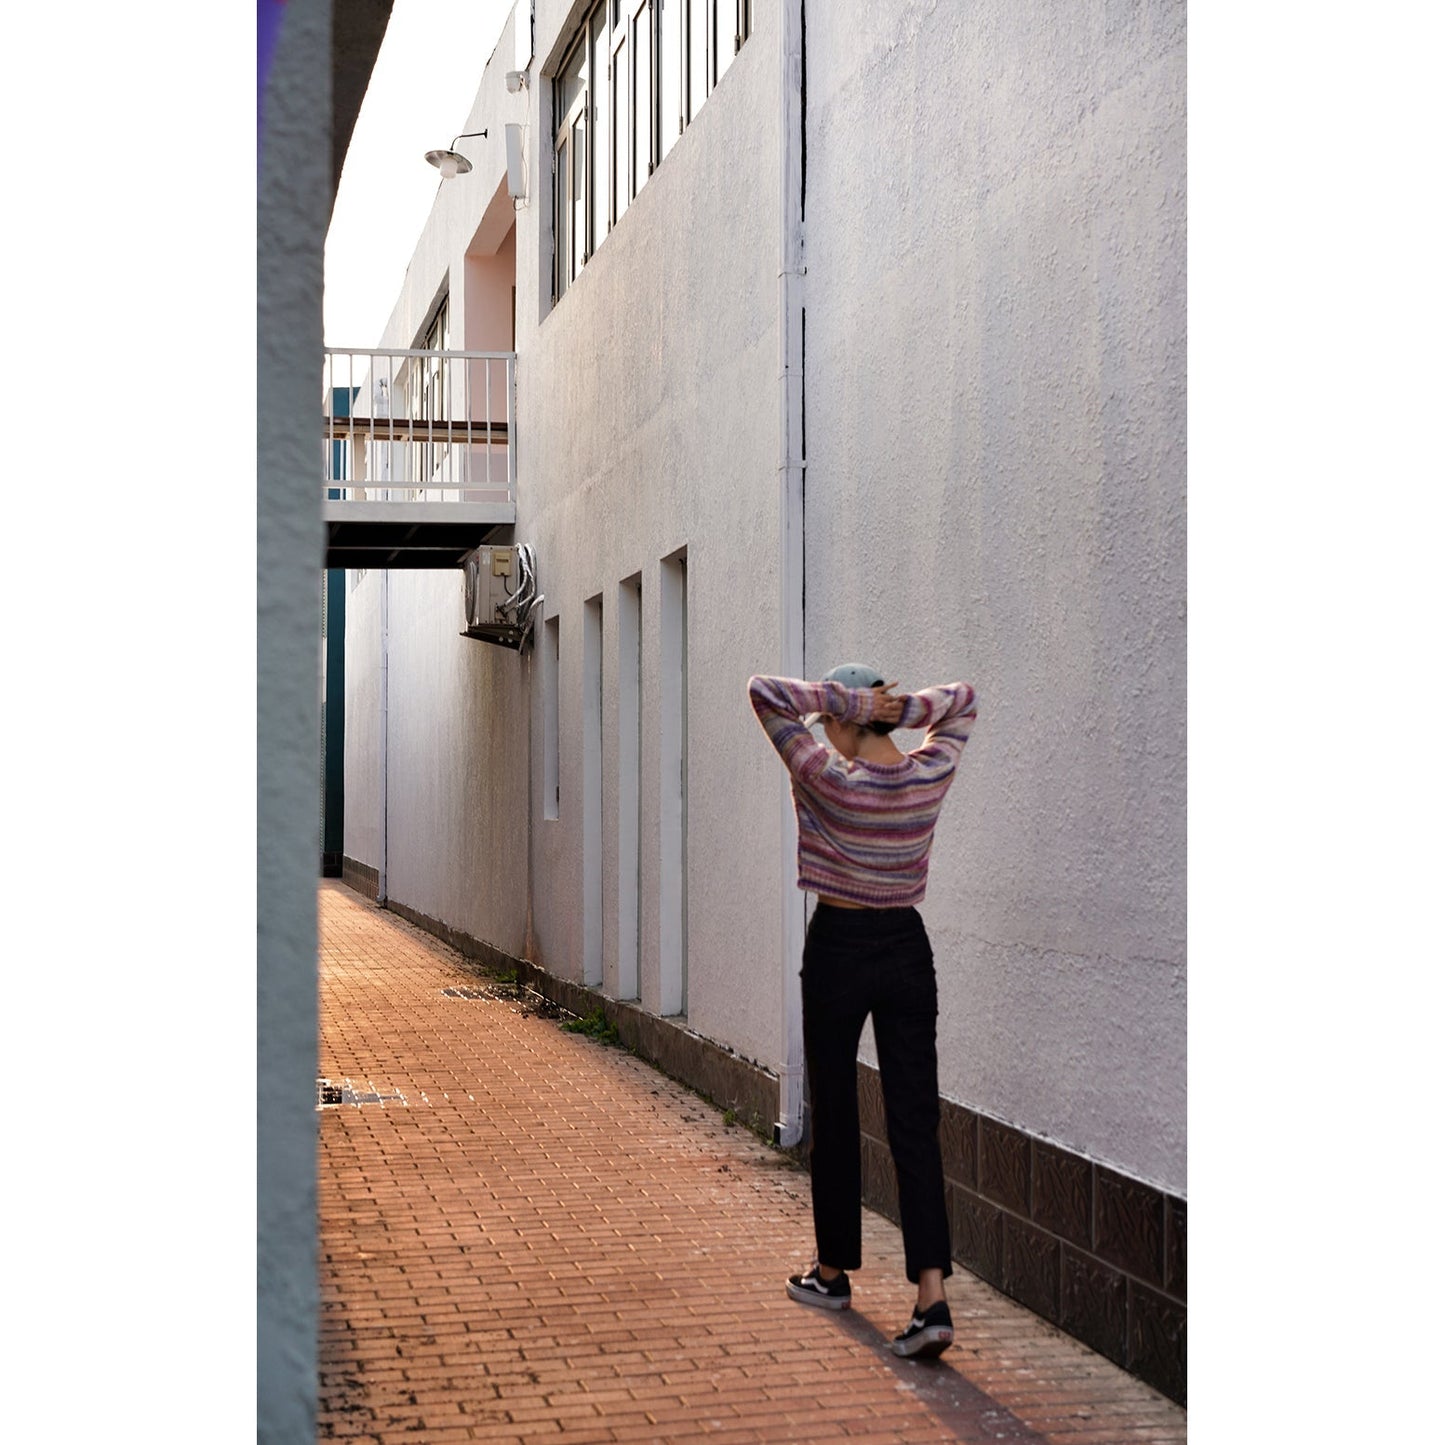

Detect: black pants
[801, 901, 952, 1284]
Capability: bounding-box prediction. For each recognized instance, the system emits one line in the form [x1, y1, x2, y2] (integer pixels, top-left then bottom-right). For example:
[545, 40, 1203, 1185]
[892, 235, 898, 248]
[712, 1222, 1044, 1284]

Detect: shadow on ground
[832, 1307, 1050, 1442]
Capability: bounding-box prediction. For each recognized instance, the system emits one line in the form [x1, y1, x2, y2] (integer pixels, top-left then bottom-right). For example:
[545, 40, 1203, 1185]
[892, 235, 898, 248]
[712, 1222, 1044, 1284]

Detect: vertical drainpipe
[776, 0, 806, 1147]
[378, 568, 390, 904]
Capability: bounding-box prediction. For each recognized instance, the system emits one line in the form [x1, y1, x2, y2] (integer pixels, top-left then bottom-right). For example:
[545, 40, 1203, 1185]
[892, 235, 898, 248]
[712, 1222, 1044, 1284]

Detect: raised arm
[747, 674, 885, 780]
[895, 682, 979, 764]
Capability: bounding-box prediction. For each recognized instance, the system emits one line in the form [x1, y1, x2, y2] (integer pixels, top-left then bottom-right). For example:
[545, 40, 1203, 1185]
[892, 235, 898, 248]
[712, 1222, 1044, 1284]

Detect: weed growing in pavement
[560, 1007, 624, 1048]
[458, 956, 523, 997]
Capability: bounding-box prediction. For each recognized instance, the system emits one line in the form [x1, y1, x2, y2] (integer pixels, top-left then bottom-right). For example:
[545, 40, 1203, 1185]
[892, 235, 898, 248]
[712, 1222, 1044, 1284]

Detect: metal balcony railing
[323, 349, 516, 503]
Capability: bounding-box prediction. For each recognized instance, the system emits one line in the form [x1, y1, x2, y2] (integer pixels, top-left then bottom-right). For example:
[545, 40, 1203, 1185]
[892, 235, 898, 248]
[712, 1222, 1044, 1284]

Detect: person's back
[748, 664, 979, 1358]
[747, 673, 977, 908]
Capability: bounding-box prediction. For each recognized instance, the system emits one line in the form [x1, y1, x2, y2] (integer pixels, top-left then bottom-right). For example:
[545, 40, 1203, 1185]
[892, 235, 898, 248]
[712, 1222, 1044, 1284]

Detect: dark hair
[858, 673, 892, 735]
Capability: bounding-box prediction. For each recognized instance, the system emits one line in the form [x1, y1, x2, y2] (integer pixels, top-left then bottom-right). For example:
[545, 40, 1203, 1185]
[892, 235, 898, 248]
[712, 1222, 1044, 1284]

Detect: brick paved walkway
[318, 881, 1187, 1443]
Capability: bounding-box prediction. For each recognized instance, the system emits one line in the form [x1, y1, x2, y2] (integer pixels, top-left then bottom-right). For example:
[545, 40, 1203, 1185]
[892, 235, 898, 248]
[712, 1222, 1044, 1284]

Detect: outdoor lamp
[425, 130, 488, 179]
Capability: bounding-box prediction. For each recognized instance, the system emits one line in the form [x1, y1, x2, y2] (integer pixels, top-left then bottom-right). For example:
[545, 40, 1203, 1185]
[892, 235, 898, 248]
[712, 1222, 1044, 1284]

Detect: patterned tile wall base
[858, 1064, 1186, 1405]
[335, 878, 1185, 1406]
[340, 857, 379, 901]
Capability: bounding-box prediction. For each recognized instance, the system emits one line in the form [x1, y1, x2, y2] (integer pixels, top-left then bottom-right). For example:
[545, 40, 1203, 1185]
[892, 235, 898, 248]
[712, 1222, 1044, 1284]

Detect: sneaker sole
[786, 1281, 851, 1311]
[891, 1326, 953, 1358]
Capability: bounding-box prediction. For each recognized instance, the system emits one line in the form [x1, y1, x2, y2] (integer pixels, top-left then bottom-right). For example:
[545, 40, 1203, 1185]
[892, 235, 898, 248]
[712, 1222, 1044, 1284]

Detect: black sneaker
[891, 1300, 953, 1358]
[786, 1264, 852, 1310]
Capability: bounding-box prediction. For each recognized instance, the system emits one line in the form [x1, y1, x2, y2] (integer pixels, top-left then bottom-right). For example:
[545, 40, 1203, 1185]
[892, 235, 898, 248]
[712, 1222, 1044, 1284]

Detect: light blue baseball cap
[805, 662, 886, 726]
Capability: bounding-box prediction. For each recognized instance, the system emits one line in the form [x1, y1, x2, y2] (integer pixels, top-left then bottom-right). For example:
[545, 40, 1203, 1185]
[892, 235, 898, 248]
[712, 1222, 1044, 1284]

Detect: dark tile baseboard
[858, 1064, 1186, 1406]
[340, 856, 379, 901]
[331, 877, 1185, 1407]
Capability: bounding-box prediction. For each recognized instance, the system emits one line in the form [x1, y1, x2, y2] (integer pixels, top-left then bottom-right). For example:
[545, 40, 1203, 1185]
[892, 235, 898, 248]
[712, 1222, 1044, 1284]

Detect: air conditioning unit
[464, 546, 515, 630]
[462, 543, 541, 650]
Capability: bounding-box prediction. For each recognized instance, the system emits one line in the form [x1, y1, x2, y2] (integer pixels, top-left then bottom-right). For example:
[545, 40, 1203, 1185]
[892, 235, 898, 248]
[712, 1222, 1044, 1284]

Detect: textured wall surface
[340, 0, 1186, 1196]
[346, 4, 789, 1071]
[804, 0, 1186, 1192]
[343, 17, 533, 958]
[383, 568, 532, 956]
[257, 0, 329, 1437]
[520, 3, 783, 1067]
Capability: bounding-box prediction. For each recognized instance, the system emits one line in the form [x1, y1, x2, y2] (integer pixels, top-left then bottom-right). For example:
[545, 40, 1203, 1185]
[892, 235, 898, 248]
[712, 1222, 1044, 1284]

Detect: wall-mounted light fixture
[505, 70, 528, 93]
[424, 130, 488, 180]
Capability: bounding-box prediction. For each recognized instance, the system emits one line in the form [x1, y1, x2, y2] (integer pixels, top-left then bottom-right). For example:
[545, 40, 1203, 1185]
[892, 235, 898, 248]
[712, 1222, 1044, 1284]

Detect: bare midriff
[816, 896, 868, 910]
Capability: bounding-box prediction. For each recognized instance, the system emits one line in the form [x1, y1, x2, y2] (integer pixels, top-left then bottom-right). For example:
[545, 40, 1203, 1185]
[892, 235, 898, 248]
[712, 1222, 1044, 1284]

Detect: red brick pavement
[317, 881, 1186, 1443]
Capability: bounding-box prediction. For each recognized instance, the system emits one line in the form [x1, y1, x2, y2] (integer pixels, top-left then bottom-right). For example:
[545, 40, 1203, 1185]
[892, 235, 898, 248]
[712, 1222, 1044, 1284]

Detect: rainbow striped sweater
[747, 675, 979, 908]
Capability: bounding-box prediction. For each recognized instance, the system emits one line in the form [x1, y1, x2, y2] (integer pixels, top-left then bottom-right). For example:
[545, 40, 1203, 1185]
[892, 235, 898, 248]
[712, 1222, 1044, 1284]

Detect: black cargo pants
[800, 900, 953, 1284]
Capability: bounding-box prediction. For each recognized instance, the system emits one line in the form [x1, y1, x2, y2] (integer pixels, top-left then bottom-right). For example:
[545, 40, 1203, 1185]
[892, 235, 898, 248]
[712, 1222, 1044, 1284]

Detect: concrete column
[257, 0, 329, 1437]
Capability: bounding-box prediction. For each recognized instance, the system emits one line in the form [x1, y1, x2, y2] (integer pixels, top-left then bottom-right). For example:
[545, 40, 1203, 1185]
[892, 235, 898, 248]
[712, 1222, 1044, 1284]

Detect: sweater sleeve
[898, 682, 979, 766]
[747, 674, 880, 782]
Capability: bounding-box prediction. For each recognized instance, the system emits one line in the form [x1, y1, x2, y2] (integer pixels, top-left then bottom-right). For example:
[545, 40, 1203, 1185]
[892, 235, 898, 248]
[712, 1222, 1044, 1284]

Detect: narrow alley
[317, 881, 1187, 1443]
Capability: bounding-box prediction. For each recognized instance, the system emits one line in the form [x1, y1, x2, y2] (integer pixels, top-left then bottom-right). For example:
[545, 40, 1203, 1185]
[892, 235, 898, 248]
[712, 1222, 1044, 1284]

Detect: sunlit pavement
[318, 880, 1187, 1443]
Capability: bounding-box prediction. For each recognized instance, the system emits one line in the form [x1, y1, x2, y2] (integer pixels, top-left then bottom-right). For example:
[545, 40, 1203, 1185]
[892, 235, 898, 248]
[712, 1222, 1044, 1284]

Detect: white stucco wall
[343, 4, 787, 1070]
[341, 0, 1186, 1194]
[344, 560, 531, 964]
[521, 0, 785, 1070]
[804, 0, 1186, 1193]
[383, 569, 532, 955]
[341, 14, 534, 958]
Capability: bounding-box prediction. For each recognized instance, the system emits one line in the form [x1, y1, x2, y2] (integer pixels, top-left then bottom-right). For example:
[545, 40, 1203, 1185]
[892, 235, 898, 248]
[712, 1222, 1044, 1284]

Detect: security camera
[506, 70, 527, 93]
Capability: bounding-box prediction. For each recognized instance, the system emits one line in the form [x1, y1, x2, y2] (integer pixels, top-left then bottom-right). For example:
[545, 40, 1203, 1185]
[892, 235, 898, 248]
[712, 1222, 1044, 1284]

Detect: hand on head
[870, 682, 904, 726]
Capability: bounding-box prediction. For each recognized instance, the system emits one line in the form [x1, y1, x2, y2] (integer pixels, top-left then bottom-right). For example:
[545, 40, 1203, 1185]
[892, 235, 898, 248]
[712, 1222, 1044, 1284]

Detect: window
[658, 0, 680, 163]
[685, 0, 750, 121]
[609, 2, 630, 224]
[405, 295, 449, 487]
[629, 0, 651, 207]
[686, 0, 707, 123]
[552, 0, 752, 301]
[590, 6, 610, 253]
[553, 38, 588, 297]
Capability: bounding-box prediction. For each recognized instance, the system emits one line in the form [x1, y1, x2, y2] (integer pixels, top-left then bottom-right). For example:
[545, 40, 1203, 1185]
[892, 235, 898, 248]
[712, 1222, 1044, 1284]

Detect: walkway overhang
[324, 501, 515, 569]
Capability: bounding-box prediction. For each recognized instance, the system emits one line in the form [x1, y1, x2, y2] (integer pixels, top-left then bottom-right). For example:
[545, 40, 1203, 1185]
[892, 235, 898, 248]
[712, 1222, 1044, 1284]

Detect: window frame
[551, 0, 751, 304]
[629, 0, 652, 201]
[408, 295, 449, 487]
[553, 32, 591, 299]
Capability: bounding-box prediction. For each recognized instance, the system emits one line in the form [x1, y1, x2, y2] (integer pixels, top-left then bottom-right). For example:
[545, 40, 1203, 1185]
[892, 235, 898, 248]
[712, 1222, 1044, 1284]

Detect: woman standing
[748, 663, 978, 1359]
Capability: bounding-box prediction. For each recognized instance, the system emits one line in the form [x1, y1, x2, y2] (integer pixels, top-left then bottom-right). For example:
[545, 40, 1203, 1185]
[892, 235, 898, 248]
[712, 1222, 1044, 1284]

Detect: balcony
[323, 348, 516, 569]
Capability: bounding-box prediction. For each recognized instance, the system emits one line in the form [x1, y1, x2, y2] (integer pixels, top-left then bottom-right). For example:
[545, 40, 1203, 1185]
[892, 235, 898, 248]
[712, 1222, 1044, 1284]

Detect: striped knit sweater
[747, 674, 979, 908]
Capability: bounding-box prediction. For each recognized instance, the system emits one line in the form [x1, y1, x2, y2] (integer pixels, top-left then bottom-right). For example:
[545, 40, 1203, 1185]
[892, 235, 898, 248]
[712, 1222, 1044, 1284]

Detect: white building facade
[342, 0, 1186, 1402]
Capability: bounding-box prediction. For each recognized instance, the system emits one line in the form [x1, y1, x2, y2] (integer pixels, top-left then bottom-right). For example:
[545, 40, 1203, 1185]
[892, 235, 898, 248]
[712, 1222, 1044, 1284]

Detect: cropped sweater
[747, 674, 979, 908]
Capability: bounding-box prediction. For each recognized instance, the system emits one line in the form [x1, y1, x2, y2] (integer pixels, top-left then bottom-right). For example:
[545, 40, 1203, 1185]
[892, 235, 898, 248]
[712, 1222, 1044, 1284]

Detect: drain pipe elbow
[774, 1116, 803, 1149]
